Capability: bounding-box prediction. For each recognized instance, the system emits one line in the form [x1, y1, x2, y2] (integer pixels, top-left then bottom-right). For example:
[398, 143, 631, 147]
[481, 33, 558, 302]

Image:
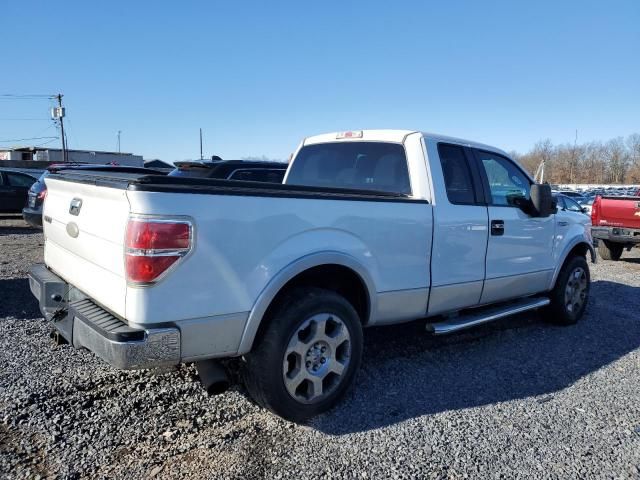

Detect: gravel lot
[1, 213, 639, 479]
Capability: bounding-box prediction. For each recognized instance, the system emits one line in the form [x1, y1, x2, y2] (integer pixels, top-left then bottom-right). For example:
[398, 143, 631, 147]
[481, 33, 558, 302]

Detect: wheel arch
[550, 239, 596, 290]
[237, 252, 376, 354]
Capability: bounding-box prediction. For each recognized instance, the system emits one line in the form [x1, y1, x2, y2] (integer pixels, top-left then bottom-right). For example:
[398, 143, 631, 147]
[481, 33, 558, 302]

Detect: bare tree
[626, 134, 640, 183]
[516, 134, 639, 185]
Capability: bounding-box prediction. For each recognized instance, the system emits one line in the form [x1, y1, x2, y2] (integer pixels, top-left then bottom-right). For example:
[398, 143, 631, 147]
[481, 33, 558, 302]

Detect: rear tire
[598, 240, 623, 261]
[241, 287, 363, 423]
[546, 255, 590, 325]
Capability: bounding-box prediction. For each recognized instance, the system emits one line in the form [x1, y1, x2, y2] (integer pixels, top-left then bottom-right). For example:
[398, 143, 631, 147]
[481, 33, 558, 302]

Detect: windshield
[286, 142, 411, 195]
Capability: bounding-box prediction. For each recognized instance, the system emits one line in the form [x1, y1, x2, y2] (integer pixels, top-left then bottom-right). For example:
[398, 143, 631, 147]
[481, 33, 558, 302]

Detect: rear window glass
[7, 173, 37, 187]
[169, 167, 213, 178]
[286, 142, 411, 195]
[228, 169, 286, 183]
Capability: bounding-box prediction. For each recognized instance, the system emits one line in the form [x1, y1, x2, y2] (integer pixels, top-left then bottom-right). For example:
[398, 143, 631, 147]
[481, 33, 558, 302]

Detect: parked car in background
[553, 194, 591, 232]
[170, 160, 287, 182]
[0, 168, 40, 213]
[29, 129, 595, 422]
[591, 194, 640, 260]
[22, 164, 166, 227]
[557, 190, 586, 202]
[577, 196, 595, 215]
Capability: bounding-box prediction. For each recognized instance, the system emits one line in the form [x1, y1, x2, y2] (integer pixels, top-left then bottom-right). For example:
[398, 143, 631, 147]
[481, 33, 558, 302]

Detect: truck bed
[592, 195, 640, 229]
[42, 168, 431, 339]
[48, 170, 420, 203]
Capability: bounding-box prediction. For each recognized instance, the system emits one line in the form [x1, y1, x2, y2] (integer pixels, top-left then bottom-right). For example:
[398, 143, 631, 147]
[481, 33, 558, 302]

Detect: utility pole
[53, 94, 67, 162]
[117, 130, 121, 153]
[199, 128, 203, 160]
[570, 129, 578, 184]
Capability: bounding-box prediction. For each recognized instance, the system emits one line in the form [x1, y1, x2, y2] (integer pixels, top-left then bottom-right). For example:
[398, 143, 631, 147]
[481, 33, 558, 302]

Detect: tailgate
[598, 197, 640, 229]
[43, 177, 131, 317]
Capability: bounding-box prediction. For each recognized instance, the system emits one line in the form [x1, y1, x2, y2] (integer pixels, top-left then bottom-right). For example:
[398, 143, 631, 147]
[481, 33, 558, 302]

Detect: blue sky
[1, 0, 638, 161]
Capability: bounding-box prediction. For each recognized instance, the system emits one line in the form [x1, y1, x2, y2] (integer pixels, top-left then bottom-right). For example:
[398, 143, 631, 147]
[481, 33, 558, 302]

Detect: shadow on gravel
[0, 225, 40, 236]
[312, 280, 640, 435]
[620, 256, 640, 265]
[0, 278, 41, 319]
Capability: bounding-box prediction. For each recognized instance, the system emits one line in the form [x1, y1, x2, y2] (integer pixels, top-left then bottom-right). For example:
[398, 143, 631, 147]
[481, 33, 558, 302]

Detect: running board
[425, 297, 550, 335]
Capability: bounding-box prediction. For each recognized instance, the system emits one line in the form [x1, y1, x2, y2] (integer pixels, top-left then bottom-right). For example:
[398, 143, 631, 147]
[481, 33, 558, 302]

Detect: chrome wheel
[282, 313, 351, 404]
[564, 266, 588, 314]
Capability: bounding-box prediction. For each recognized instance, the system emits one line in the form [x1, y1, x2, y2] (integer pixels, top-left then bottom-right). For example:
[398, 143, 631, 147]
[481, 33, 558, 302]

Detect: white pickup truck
[29, 130, 595, 421]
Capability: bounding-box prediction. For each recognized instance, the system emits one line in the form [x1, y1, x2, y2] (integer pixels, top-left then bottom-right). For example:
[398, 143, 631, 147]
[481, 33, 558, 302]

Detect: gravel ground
[1, 213, 639, 479]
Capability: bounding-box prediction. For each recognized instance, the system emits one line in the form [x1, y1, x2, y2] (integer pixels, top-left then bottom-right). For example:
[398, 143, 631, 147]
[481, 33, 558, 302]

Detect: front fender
[550, 236, 596, 290]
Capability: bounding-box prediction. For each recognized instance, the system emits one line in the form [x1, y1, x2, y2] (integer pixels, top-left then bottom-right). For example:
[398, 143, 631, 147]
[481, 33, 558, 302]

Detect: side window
[7, 173, 36, 188]
[555, 196, 566, 210]
[475, 150, 531, 207]
[437, 144, 476, 204]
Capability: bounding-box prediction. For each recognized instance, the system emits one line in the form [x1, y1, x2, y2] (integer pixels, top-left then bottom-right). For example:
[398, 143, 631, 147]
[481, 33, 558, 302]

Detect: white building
[0, 147, 143, 166]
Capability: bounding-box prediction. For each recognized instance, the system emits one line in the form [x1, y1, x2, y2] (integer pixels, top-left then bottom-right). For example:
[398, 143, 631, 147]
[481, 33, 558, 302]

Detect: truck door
[426, 141, 489, 315]
[472, 149, 555, 304]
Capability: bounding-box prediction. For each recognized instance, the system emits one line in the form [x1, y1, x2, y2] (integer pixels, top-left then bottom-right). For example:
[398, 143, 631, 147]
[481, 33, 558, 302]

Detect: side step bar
[425, 297, 550, 335]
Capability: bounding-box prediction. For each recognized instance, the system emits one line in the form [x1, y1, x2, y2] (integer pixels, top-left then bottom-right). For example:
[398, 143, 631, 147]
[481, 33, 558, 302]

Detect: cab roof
[303, 129, 510, 157]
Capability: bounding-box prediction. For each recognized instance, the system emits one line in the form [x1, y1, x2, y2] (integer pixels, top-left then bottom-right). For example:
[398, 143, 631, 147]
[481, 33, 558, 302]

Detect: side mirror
[530, 184, 554, 217]
[581, 207, 588, 214]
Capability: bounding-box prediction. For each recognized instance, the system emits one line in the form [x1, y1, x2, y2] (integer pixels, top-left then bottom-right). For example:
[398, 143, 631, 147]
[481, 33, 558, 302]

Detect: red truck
[591, 193, 640, 260]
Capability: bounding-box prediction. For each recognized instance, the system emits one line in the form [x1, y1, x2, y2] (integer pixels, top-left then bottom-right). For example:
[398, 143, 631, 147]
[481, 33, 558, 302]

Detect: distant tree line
[511, 133, 640, 185]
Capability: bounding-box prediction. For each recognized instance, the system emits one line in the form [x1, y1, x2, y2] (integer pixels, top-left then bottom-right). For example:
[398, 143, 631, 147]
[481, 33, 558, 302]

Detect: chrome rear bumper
[28, 264, 180, 369]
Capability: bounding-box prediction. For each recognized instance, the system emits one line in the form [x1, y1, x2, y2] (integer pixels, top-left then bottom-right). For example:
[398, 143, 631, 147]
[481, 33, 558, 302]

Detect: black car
[170, 160, 287, 182]
[22, 164, 166, 228]
[0, 168, 41, 214]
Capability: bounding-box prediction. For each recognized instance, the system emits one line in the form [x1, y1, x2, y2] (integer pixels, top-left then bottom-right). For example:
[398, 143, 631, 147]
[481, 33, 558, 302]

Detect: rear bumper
[28, 264, 180, 369]
[22, 207, 42, 227]
[591, 226, 640, 245]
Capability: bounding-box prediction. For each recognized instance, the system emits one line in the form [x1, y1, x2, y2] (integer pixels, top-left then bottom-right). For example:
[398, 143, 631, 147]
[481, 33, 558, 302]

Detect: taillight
[125, 218, 193, 284]
[37, 189, 47, 200]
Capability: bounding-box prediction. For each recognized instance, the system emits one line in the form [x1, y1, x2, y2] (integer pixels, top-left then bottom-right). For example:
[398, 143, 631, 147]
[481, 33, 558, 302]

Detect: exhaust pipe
[50, 330, 69, 345]
[196, 360, 230, 395]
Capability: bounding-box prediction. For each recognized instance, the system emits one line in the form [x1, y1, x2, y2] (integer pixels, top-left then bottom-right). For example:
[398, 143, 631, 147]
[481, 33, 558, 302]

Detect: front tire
[598, 240, 623, 261]
[547, 255, 590, 325]
[242, 288, 363, 422]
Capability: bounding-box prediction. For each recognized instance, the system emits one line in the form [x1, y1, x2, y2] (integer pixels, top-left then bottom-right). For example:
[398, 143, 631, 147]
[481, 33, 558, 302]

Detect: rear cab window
[286, 142, 411, 195]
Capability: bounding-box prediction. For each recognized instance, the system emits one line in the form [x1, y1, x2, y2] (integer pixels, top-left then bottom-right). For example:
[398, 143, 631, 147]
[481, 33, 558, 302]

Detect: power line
[0, 118, 51, 121]
[0, 94, 56, 99]
[3, 123, 59, 144]
[0, 136, 59, 143]
[29, 138, 60, 148]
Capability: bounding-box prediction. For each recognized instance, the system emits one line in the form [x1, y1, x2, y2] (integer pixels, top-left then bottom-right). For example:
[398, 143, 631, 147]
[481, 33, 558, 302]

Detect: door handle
[491, 220, 504, 236]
